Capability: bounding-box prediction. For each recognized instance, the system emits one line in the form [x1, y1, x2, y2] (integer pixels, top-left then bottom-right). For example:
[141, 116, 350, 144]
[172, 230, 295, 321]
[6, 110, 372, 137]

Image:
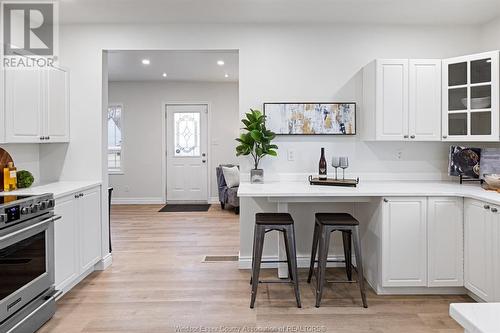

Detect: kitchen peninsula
[238, 180, 500, 302]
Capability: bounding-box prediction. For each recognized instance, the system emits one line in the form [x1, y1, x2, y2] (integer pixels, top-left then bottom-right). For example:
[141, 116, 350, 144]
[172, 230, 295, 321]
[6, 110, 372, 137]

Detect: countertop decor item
[308, 175, 359, 187]
[483, 174, 500, 191]
[264, 102, 356, 135]
[448, 146, 482, 183]
[0, 148, 14, 192]
[479, 148, 500, 179]
[235, 109, 277, 183]
[17, 170, 34, 189]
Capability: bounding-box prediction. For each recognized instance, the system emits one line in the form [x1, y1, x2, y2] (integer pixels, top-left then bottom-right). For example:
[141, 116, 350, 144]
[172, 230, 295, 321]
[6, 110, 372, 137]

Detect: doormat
[203, 255, 239, 262]
[158, 204, 211, 212]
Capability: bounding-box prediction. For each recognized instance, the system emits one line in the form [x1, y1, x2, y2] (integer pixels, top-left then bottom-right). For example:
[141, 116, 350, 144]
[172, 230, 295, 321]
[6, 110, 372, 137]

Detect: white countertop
[450, 303, 500, 333]
[3, 181, 102, 199]
[238, 180, 500, 205]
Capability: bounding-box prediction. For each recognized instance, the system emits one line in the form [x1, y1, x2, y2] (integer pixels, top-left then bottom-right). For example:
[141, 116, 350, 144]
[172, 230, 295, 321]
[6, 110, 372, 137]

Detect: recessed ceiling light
[224, 73, 229, 78]
[141, 59, 150, 65]
[217, 60, 225, 66]
[162, 72, 167, 78]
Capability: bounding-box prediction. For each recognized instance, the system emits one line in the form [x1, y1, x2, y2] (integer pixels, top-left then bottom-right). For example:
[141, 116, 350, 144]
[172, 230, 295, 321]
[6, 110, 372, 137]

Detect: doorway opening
[105, 50, 239, 205]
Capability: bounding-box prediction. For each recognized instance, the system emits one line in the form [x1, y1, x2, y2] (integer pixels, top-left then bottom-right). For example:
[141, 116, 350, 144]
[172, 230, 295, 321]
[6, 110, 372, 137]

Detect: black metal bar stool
[307, 213, 367, 308]
[250, 213, 301, 308]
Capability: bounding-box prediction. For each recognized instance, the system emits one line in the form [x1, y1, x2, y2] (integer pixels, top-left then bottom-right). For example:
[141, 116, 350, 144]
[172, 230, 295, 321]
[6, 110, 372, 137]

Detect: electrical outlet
[287, 149, 295, 161]
[395, 150, 403, 160]
[124, 186, 130, 192]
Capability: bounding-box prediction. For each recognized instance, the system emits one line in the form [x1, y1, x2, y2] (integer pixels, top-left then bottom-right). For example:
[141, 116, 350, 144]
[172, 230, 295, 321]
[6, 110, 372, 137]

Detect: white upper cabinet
[409, 60, 442, 141]
[363, 59, 441, 141]
[0, 69, 5, 143]
[46, 67, 70, 142]
[442, 51, 499, 142]
[3, 66, 69, 143]
[5, 69, 44, 142]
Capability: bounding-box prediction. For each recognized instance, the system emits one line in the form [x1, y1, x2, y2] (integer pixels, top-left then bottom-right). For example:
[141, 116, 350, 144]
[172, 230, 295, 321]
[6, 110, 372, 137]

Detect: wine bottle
[319, 148, 327, 180]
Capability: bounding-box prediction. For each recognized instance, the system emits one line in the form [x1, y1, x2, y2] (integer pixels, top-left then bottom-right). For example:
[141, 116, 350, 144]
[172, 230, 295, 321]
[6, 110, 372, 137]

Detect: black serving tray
[308, 175, 359, 187]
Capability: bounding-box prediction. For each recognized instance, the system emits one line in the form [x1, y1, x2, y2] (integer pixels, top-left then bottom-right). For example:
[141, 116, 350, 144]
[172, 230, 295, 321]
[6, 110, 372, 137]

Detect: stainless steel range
[0, 193, 60, 333]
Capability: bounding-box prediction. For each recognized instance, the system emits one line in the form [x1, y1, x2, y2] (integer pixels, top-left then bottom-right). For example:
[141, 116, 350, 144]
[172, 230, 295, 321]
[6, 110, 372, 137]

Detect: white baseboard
[94, 253, 113, 271]
[209, 196, 221, 204]
[111, 197, 164, 205]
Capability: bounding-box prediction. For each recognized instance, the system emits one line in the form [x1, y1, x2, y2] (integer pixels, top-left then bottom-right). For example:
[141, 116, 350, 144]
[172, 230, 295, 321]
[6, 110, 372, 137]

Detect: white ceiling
[107, 50, 239, 82]
[60, 0, 500, 25]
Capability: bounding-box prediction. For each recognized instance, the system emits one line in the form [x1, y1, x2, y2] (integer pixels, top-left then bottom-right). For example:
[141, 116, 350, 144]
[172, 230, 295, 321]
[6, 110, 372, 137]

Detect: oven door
[0, 214, 58, 324]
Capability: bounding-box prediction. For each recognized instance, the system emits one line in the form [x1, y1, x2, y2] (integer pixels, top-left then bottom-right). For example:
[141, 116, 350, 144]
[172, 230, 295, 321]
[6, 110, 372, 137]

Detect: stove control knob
[47, 199, 55, 208]
[40, 201, 47, 210]
[0, 214, 7, 223]
[31, 204, 39, 213]
[21, 207, 31, 215]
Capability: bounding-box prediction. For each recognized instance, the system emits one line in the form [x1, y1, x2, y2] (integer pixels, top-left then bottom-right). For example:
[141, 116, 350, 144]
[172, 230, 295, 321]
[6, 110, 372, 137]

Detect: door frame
[161, 102, 212, 203]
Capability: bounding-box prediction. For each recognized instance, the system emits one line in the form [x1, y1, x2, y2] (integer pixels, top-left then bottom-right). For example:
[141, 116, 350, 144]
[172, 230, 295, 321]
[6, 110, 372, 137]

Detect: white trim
[111, 197, 164, 205]
[209, 196, 220, 204]
[94, 253, 113, 271]
[161, 102, 212, 203]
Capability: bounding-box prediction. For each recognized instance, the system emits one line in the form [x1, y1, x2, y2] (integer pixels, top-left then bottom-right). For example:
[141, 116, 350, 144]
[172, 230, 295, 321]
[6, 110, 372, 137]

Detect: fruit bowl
[484, 174, 500, 190]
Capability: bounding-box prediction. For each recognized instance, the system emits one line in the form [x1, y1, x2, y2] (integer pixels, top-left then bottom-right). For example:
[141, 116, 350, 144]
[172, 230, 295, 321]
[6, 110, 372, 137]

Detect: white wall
[108, 80, 239, 202]
[480, 17, 500, 50]
[58, 23, 486, 188]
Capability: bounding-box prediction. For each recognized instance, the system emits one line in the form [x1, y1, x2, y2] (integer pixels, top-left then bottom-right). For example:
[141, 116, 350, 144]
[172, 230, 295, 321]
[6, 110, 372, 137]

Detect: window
[173, 112, 200, 157]
[108, 104, 123, 173]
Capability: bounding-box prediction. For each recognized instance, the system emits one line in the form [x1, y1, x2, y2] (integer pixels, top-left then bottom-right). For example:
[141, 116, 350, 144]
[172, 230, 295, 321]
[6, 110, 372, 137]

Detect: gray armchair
[216, 165, 239, 214]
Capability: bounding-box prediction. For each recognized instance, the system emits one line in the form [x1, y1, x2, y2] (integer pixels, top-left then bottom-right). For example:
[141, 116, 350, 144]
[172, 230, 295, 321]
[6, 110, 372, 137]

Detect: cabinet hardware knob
[410, 135, 415, 139]
[492, 208, 498, 213]
[46, 136, 50, 140]
[442, 135, 447, 139]
[484, 205, 490, 209]
[383, 198, 388, 203]
[403, 135, 409, 139]
[40, 136, 44, 140]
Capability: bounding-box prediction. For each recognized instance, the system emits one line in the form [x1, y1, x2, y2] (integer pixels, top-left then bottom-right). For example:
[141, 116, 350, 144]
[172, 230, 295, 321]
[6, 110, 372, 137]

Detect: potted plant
[236, 109, 278, 183]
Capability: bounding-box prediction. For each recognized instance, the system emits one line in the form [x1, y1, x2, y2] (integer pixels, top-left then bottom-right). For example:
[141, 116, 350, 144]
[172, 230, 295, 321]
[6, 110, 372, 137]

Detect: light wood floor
[39, 204, 472, 333]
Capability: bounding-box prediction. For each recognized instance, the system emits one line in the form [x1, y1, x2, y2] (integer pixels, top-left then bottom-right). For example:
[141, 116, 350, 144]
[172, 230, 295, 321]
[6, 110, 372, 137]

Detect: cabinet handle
[492, 208, 498, 213]
[484, 205, 490, 210]
[403, 135, 409, 139]
[74, 194, 78, 199]
[45, 136, 50, 140]
[40, 136, 44, 140]
[410, 135, 415, 139]
[383, 198, 388, 203]
[442, 135, 447, 139]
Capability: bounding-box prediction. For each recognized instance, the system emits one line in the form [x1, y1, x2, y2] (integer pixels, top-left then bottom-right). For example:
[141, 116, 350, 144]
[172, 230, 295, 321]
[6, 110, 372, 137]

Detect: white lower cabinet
[428, 197, 464, 287]
[382, 197, 464, 288]
[54, 186, 102, 294]
[54, 194, 79, 291]
[464, 199, 493, 301]
[493, 204, 500, 301]
[382, 197, 428, 287]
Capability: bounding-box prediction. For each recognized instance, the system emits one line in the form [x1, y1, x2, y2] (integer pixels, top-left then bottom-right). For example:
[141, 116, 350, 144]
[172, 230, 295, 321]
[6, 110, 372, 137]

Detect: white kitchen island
[238, 180, 500, 300]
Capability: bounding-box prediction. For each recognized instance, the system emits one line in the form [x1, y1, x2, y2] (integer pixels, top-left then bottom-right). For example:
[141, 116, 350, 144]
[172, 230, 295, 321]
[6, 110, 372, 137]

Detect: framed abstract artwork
[263, 102, 356, 135]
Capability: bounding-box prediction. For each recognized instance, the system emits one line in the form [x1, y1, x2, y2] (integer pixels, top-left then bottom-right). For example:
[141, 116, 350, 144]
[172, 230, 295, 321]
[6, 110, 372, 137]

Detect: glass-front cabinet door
[442, 51, 499, 141]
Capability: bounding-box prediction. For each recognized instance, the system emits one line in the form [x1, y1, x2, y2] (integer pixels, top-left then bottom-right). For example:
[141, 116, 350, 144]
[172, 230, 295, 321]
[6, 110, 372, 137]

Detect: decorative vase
[250, 169, 264, 183]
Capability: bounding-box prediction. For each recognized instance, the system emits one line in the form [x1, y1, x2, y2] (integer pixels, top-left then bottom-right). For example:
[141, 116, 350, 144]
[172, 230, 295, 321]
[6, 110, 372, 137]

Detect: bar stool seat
[315, 213, 359, 225]
[308, 212, 368, 308]
[256, 213, 294, 224]
[250, 212, 301, 308]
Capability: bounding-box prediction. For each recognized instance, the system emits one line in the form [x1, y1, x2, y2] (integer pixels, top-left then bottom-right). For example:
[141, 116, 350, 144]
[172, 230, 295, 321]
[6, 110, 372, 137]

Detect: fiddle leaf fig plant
[236, 109, 278, 170]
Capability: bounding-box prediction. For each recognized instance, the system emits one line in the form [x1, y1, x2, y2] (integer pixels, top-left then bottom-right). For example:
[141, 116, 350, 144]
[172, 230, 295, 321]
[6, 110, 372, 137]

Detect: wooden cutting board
[0, 148, 14, 192]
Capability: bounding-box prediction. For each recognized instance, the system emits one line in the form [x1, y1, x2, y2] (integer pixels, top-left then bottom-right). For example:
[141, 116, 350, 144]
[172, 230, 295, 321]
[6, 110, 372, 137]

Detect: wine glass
[339, 157, 349, 180]
[331, 157, 340, 180]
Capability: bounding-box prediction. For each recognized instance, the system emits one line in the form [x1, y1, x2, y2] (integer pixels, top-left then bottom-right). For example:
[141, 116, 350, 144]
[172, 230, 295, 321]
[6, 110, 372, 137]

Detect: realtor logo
[1, 1, 58, 68]
[3, 2, 54, 55]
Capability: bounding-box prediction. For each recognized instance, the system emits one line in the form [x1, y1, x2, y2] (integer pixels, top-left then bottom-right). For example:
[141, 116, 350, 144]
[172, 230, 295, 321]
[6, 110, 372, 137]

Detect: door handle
[202, 160, 206, 163]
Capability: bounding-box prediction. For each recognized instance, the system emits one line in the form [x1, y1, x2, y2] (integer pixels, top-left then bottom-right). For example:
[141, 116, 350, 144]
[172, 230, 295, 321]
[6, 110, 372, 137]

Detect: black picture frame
[263, 102, 357, 135]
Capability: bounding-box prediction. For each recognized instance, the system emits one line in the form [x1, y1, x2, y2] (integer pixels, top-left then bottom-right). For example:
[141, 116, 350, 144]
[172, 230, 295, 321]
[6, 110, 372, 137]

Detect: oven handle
[0, 216, 61, 243]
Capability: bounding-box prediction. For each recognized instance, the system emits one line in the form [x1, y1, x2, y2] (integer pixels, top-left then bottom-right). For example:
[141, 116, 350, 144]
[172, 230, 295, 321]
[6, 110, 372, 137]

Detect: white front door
[166, 104, 208, 202]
